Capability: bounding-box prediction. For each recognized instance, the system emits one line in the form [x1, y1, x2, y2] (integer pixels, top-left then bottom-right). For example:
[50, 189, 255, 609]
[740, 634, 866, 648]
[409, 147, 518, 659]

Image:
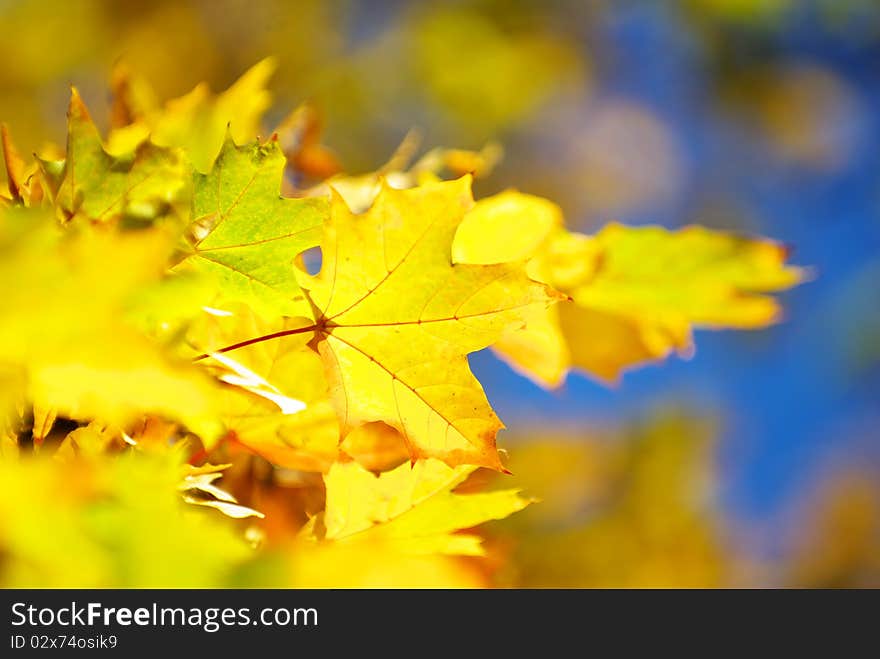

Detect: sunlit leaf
[53, 90, 189, 225]
[317, 458, 529, 556]
[300, 177, 562, 469]
[176, 136, 326, 319]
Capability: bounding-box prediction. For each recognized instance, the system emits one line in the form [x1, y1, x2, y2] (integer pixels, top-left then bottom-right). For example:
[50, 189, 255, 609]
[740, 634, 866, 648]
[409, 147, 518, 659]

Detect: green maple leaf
[54, 89, 189, 224]
[178, 136, 327, 318]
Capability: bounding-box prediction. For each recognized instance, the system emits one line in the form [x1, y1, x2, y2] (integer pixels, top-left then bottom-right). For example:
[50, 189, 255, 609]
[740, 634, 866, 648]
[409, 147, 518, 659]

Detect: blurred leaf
[275, 103, 341, 181]
[453, 189, 562, 264]
[411, 6, 584, 135]
[493, 413, 730, 587]
[180, 464, 266, 520]
[286, 539, 487, 588]
[0, 450, 251, 587]
[557, 223, 806, 381]
[454, 200, 805, 383]
[0, 208, 221, 439]
[145, 58, 276, 172]
[789, 472, 880, 587]
[313, 139, 502, 214]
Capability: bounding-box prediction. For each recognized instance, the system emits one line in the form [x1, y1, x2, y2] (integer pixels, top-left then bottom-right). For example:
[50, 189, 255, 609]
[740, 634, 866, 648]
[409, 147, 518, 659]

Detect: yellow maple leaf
[108, 59, 276, 172]
[285, 457, 527, 588]
[0, 449, 251, 587]
[0, 208, 221, 439]
[550, 223, 806, 382]
[451, 190, 570, 385]
[191, 307, 409, 473]
[299, 177, 562, 470]
[452, 189, 561, 264]
[1, 124, 44, 206]
[317, 458, 529, 555]
[192, 309, 340, 472]
[453, 190, 806, 384]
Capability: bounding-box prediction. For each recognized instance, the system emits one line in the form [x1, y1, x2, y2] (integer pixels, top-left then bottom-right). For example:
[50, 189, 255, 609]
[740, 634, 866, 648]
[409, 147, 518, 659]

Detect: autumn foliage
[0, 61, 805, 587]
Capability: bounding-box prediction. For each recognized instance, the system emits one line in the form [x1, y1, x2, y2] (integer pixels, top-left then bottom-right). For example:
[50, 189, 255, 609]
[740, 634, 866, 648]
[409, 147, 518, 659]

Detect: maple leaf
[191, 307, 409, 473]
[452, 189, 561, 264]
[0, 208, 222, 439]
[0, 58, 821, 590]
[314, 458, 530, 555]
[0, 449, 251, 587]
[176, 136, 327, 319]
[299, 177, 562, 470]
[453, 193, 806, 384]
[1, 124, 43, 206]
[448, 190, 571, 385]
[109, 58, 276, 172]
[153, 58, 275, 172]
[549, 223, 806, 381]
[194, 310, 340, 473]
[51, 89, 189, 225]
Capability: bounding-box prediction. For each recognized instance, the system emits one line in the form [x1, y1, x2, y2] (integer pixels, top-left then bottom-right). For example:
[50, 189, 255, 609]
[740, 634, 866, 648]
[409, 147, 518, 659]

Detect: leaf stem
[192, 324, 319, 361]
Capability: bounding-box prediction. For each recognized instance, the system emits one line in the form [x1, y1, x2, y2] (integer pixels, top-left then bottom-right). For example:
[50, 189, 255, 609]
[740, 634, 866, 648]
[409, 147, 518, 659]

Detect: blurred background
[1, 0, 878, 586]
